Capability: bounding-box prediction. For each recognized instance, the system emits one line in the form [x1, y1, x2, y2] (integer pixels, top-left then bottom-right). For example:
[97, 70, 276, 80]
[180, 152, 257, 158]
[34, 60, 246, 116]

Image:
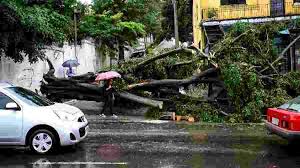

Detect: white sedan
[0, 83, 89, 154]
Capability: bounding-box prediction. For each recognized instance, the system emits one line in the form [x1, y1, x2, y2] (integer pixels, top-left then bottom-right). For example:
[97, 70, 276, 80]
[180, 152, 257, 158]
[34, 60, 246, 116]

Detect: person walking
[99, 79, 118, 118]
[66, 67, 75, 78]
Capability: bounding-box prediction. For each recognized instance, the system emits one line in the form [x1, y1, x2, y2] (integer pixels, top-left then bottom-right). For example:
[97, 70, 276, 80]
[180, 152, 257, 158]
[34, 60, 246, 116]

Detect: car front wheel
[29, 129, 57, 154]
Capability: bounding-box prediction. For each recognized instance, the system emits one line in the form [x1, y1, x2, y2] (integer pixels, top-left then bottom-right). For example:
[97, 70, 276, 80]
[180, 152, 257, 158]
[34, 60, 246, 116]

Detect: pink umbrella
[95, 71, 121, 81]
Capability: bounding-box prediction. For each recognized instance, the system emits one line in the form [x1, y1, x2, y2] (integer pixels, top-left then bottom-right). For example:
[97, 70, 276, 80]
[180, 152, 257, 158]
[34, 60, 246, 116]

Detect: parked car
[0, 83, 89, 154]
[266, 96, 300, 141]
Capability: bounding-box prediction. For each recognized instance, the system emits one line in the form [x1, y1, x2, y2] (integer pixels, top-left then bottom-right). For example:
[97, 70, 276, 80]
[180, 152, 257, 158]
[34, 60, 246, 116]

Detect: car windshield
[279, 96, 300, 112]
[4, 87, 55, 107]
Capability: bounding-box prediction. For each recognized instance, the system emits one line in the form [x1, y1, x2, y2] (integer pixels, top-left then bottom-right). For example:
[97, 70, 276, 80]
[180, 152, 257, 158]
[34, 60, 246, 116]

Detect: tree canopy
[100, 21, 300, 123]
[0, 0, 162, 62]
[92, 0, 162, 35]
[0, 0, 80, 62]
[80, 0, 162, 60]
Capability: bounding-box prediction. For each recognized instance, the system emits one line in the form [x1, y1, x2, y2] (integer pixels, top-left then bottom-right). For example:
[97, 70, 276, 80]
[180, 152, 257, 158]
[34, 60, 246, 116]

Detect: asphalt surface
[1, 101, 300, 168]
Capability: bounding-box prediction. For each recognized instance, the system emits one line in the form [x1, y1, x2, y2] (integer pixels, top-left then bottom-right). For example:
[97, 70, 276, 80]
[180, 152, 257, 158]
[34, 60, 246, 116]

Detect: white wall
[0, 39, 99, 91]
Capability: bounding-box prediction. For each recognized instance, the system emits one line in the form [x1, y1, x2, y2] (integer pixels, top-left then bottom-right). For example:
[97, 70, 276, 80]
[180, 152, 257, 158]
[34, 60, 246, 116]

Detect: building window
[221, 0, 246, 5]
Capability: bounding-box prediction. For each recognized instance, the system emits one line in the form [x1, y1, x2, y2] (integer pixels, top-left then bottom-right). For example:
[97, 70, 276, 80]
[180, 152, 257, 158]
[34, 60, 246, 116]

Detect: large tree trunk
[119, 92, 163, 109]
[41, 58, 165, 108]
[41, 48, 226, 112]
[128, 68, 219, 90]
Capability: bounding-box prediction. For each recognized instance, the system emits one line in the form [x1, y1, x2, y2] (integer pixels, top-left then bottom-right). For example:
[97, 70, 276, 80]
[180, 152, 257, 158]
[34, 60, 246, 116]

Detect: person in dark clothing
[100, 79, 117, 118]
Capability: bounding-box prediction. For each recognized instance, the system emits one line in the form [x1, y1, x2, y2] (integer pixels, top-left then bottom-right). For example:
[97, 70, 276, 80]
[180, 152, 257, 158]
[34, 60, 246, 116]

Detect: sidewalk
[86, 114, 171, 123]
[65, 100, 149, 116]
[67, 100, 268, 128]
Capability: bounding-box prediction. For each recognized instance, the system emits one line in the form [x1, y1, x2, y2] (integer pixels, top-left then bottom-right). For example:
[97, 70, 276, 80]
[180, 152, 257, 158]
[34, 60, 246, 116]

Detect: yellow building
[193, 0, 300, 50]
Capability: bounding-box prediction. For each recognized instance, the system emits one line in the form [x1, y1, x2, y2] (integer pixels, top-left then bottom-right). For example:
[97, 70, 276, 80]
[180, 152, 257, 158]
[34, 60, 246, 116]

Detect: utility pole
[172, 0, 179, 48]
[74, 8, 78, 60]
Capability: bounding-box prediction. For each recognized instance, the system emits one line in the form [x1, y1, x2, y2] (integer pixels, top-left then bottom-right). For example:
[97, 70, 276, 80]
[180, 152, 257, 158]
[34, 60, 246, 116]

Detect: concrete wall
[0, 39, 100, 92]
[0, 37, 150, 92]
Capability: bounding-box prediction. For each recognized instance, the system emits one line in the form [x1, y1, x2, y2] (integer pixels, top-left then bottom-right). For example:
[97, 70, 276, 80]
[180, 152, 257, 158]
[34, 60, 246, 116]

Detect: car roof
[0, 81, 14, 88]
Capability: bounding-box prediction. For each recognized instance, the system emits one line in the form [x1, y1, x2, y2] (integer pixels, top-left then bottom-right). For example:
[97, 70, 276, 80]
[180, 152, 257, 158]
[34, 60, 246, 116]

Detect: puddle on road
[176, 123, 295, 168]
[0, 139, 298, 168]
[0, 123, 299, 168]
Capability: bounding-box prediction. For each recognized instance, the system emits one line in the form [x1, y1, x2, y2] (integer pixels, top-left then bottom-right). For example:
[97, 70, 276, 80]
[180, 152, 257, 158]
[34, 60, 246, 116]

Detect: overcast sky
[80, 0, 92, 5]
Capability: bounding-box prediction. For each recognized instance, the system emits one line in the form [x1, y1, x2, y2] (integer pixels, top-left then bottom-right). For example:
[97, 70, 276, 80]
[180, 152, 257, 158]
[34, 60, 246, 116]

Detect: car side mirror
[5, 102, 19, 110]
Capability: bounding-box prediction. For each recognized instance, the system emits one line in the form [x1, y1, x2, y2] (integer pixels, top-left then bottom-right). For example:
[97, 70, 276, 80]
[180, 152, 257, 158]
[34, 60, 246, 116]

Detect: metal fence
[285, 2, 300, 16]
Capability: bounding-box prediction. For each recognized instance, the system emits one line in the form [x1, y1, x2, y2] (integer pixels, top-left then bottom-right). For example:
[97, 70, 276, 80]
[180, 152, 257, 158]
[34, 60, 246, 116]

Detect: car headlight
[53, 110, 77, 121]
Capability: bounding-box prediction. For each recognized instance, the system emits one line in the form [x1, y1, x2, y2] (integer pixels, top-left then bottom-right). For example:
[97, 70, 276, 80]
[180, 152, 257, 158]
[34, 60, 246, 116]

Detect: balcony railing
[201, 2, 300, 22]
[286, 2, 300, 16]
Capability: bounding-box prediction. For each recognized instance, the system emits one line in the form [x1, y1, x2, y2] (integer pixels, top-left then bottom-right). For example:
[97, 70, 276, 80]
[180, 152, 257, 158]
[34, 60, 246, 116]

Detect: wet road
[1, 111, 300, 167]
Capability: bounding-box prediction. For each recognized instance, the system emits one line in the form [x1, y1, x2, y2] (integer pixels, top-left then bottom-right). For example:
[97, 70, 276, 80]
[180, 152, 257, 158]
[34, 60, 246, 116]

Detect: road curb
[85, 115, 266, 126]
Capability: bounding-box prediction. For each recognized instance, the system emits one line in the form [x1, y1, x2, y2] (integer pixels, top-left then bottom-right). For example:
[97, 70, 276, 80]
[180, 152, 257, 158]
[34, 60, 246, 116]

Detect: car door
[0, 91, 23, 143]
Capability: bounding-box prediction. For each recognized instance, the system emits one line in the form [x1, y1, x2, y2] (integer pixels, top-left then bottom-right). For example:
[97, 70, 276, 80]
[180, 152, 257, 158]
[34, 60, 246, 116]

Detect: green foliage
[222, 64, 242, 97]
[142, 10, 161, 33]
[19, 6, 68, 43]
[278, 72, 300, 96]
[175, 101, 223, 123]
[207, 8, 217, 19]
[112, 78, 129, 91]
[80, 12, 145, 59]
[0, 0, 160, 62]
[138, 50, 200, 80]
[80, 13, 129, 40]
[116, 21, 146, 40]
[9, 0, 77, 42]
[99, 47, 220, 122]
[197, 103, 224, 123]
[99, 20, 300, 124]
[212, 21, 298, 123]
[140, 61, 168, 79]
[228, 22, 253, 36]
[0, 0, 79, 62]
[291, 18, 300, 28]
[82, 0, 158, 60]
[265, 87, 291, 109]
[186, 84, 207, 98]
[145, 107, 163, 119]
[87, 0, 160, 40]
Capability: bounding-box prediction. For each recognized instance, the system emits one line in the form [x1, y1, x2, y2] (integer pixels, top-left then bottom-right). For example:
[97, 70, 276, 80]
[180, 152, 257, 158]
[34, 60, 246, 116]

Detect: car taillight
[282, 120, 289, 129]
[267, 116, 271, 122]
[290, 122, 294, 130]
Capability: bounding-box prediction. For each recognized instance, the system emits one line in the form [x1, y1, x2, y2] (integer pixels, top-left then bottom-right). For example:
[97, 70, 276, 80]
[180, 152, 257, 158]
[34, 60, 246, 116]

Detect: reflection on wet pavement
[1, 117, 300, 168]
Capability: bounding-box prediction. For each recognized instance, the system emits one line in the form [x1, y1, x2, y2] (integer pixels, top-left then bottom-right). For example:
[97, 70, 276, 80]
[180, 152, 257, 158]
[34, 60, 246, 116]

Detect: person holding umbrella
[62, 60, 80, 78]
[66, 66, 75, 78]
[96, 71, 121, 118]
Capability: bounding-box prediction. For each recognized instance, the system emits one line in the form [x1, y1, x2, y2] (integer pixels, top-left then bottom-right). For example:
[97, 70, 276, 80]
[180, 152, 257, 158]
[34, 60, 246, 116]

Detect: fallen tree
[41, 21, 300, 123]
[40, 47, 217, 110]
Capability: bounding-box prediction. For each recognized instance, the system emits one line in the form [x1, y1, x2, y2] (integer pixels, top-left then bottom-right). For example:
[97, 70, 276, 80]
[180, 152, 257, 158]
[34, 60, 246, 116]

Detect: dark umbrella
[62, 59, 80, 67]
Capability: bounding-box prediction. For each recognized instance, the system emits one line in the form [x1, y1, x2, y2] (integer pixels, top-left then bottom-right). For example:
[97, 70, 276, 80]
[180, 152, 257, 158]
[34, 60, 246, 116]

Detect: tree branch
[135, 48, 195, 69]
[119, 91, 163, 109]
[128, 68, 218, 90]
[260, 34, 300, 74]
